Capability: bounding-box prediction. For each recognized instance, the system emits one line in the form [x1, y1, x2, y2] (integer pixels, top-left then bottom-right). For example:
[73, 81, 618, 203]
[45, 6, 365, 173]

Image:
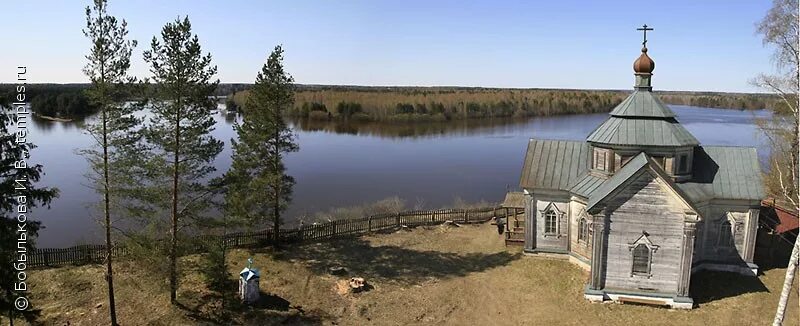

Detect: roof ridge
[528, 138, 586, 143]
[700, 144, 759, 149]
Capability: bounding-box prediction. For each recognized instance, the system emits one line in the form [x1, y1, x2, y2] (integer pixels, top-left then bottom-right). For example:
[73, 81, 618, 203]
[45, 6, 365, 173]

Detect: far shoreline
[34, 113, 74, 122]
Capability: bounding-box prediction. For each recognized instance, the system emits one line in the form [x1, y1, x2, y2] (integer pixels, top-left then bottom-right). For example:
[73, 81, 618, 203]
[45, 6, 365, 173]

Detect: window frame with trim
[716, 213, 742, 251]
[540, 202, 564, 237]
[593, 147, 610, 172]
[544, 210, 558, 235]
[578, 217, 589, 244]
[678, 154, 689, 173]
[628, 233, 659, 278]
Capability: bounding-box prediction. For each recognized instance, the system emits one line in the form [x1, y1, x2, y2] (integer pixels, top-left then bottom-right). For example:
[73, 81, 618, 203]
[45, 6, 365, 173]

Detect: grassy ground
[5, 223, 799, 325]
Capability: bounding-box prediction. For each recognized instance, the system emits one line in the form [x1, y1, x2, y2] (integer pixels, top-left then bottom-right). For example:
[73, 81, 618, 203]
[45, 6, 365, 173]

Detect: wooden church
[517, 26, 765, 309]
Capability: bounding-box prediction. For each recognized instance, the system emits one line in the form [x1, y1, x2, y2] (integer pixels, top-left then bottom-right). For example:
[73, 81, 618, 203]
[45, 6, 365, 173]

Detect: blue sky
[0, 0, 779, 92]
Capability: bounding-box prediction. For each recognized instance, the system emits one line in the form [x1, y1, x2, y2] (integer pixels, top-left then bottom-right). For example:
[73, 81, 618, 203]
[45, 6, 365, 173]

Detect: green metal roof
[609, 90, 676, 118]
[677, 146, 765, 201]
[569, 173, 606, 198]
[586, 116, 700, 147]
[520, 140, 762, 205]
[519, 139, 589, 191]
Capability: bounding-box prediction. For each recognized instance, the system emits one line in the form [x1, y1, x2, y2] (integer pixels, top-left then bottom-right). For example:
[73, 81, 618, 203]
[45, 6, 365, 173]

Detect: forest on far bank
[0, 83, 781, 121]
[233, 85, 780, 122]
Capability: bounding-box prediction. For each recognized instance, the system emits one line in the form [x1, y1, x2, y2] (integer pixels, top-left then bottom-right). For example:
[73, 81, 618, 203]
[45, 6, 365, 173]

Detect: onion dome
[633, 47, 655, 74]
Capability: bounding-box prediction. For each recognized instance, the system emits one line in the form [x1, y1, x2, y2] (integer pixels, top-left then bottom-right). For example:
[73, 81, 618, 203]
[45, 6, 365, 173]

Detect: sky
[0, 0, 781, 92]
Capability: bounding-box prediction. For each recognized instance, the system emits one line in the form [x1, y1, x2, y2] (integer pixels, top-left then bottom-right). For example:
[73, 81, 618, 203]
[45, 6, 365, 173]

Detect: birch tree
[754, 0, 800, 324]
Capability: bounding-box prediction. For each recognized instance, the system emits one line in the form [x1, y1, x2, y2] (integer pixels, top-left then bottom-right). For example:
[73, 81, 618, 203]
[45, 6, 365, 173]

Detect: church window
[718, 219, 734, 247]
[628, 232, 658, 277]
[578, 218, 589, 243]
[632, 244, 651, 275]
[679, 154, 688, 173]
[594, 148, 608, 172]
[545, 210, 558, 235]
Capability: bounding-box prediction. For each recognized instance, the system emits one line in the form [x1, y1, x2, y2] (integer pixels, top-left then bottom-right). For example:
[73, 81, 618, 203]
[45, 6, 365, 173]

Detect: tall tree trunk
[169, 107, 181, 305]
[273, 118, 281, 245]
[775, 241, 799, 325]
[102, 108, 118, 325]
[96, 12, 119, 321]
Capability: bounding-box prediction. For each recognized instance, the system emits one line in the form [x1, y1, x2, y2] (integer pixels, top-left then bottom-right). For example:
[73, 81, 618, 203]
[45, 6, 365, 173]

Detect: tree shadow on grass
[691, 270, 769, 305]
[277, 236, 521, 285]
[177, 290, 325, 325]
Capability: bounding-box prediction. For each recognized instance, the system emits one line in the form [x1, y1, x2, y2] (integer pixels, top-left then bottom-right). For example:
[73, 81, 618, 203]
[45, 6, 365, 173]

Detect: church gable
[604, 168, 690, 219]
[602, 168, 688, 293]
[587, 153, 698, 216]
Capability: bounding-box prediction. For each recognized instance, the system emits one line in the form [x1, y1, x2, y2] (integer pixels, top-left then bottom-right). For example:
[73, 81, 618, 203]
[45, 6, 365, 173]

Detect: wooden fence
[29, 206, 507, 268]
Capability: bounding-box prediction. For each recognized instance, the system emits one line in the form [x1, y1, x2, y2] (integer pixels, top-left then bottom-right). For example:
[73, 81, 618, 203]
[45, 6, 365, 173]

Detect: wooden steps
[504, 209, 525, 246]
[505, 238, 524, 246]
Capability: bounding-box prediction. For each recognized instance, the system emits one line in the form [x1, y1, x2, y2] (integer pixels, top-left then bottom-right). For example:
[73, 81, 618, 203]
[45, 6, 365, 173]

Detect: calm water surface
[27, 105, 770, 247]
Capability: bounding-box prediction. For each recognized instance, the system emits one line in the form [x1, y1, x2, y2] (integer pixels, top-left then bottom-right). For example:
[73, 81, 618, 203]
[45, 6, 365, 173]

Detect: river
[26, 105, 770, 247]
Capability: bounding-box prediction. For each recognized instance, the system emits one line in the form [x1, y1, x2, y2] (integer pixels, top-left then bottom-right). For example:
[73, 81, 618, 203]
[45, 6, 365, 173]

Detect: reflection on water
[26, 106, 770, 247]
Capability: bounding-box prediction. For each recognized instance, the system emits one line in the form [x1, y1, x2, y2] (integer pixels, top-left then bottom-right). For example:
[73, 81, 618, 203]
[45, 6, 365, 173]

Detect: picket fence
[28, 206, 507, 268]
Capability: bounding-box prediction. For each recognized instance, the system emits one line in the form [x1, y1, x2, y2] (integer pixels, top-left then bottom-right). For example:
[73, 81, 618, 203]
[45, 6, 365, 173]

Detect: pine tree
[0, 102, 59, 324]
[197, 216, 235, 318]
[227, 45, 298, 245]
[80, 1, 139, 324]
[142, 17, 222, 305]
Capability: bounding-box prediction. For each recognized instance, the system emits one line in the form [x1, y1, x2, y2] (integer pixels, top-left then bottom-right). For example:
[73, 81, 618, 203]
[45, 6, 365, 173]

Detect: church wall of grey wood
[516, 29, 765, 309]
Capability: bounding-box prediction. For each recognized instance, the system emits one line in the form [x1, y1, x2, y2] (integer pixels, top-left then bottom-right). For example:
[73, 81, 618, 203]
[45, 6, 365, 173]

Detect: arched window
[578, 218, 588, 243]
[545, 210, 557, 235]
[632, 244, 651, 275]
[718, 219, 734, 247]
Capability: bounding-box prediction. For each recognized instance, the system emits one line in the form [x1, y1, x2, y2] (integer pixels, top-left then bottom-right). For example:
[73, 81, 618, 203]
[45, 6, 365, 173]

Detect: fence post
[465, 210, 470, 223]
[368, 216, 372, 233]
[333, 220, 338, 237]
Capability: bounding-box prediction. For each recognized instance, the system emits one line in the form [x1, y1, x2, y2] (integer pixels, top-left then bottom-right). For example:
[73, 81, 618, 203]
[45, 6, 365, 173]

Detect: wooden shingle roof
[519, 139, 590, 191]
[501, 192, 526, 208]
